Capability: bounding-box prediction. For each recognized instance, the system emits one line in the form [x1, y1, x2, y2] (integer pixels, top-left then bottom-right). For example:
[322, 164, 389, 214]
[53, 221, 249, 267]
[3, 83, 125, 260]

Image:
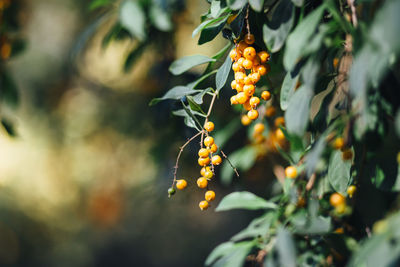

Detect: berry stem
[201, 91, 218, 148]
[220, 150, 240, 178]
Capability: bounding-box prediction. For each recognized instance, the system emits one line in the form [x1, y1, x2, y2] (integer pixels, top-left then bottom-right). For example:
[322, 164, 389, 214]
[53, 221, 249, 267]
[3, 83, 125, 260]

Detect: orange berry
[211, 155, 222, 165]
[249, 96, 260, 107]
[198, 148, 209, 158]
[198, 157, 210, 166]
[245, 34, 255, 45]
[231, 80, 237, 90]
[333, 57, 339, 69]
[199, 200, 209, 210]
[204, 169, 213, 179]
[237, 57, 245, 66]
[250, 72, 261, 83]
[347, 185, 356, 198]
[330, 193, 345, 207]
[274, 117, 285, 127]
[205, 190, 216, 202]
[247, 109, 259, 120]
[241, 115, 252, 126]
[256, 65, 268, 76]
[285, 166, 297, 178]
[275, 128, 285, 141]
[235, 72, 246, 84]
[243, 84, 255, 96]
[254, 123, 265, 134]
[229, 49, 239, 61]
[342, 149, 353, 161]
[252, 55, 261, 66]
[204, 136, 214, 147]
[237, 40, 248, 53]
[265, 106, 276, 117]
[176, 179, 187, 190]
[230, 95, 239, 105]
[236, 92, 248, 104]
[333, 137, 345, 150]
[243, 47, 256, 60]
[232, 62, 243, 72]
[210, 143, 218, 153]
[258, 51, 270, 63]
[235, 82, 244, 92]
[242, 59, 253, 69]
[243, 100, 252, 111]
[1, 42, 12, 60]
[197, 177, 208, 188]
[261, 91, 271, 101]
[204, 121, 215, 132]
[243, 76, 254, 85]
[200, 166, 211, 176]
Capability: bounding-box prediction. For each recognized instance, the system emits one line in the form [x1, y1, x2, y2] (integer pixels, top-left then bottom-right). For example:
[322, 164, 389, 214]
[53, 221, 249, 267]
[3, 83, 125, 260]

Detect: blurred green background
[0, 0, 276, 266]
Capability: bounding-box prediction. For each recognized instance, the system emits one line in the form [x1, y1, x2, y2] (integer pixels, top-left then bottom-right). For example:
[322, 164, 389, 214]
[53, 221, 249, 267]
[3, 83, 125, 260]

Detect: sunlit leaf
[216, 191, 277, 211]
[169, 55, 216, 75]
[119, 0, 145, 41]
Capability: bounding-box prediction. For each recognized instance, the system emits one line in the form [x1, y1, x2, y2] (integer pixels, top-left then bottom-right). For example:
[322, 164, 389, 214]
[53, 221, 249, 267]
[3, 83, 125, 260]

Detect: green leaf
[181, 101, 203, 130]
[169, 55, 216, 75]
[216, 191, 277, 211]
[216, 54, 233, 91]
[328, 150, 351, 194]
[187, 96, 206, 114]
[395, 110, 400, 138]
[192, 16, 227, 38]
[227, 0, 247, 10]
[220, 146, 257, 185]
[283, 5, 325, 70]
[119, 0, 145, 41]
[263, 0, 294, 52]
[1, 71, 19, 109]
[206, 241, 255, 267]
[276, 228, 297, 267]
[230, 8, 246, 38]
[231, 212, 275, 241]
[149, 4, 172, 32]
[249, 0, 264, 12]
[149, 86, 200, 106]
[89, 0, 111, 10]
[213, 43, 232, 60]
[305, 137, 326, 177]
[291, 210, 331, 234]
[280, 72, 299, 110]
[124, 43, 146, 71]
[210, 0, 230, 18]
[193, 88, 212, 104]
[290, 0, 304, 7]
[198, 17, 228, 45]
[284, 85, 314, 136]
[187, 70, 218, 90]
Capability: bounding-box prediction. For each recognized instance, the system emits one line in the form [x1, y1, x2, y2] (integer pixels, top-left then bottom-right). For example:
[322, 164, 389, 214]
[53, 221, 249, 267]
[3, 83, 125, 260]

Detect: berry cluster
[229, 34, 271, 123]
[172, 121, 221, 211]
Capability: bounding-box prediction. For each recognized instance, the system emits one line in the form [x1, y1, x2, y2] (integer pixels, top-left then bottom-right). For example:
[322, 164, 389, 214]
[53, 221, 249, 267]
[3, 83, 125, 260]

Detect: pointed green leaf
[169, 55, 216, 75]
[119, 0, 145, 41]
[216, 54, 233, 91]
[216, 191, 277, 211]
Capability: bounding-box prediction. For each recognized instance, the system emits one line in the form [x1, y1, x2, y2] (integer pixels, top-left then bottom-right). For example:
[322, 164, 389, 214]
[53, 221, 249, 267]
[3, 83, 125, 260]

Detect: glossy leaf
[249, 0, 264, 12]
[169, 55, 216, 75]
[216, 54, 233, 91]
[149, 86, 200, 106]
[280, 71, 299, 110]
[198, 17, 228, 45]
[276, 228, 297, 267]
[328, 150, 352, 194]
[227, 0, 247, 10]
[216, 191, 277, 211]
[206, 241, 255, 267]
[119, 0, 145, 41]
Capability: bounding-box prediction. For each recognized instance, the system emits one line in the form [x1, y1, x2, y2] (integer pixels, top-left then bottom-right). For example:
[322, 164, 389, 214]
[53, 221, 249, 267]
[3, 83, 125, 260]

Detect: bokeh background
[0, 0, 279, 266]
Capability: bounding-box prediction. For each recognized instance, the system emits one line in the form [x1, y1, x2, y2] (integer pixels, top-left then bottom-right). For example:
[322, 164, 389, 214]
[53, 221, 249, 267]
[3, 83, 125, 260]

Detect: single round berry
[243, 84, 255, 96]
[231, 80, 237, 90]
[330, 193, 345, 207]
[235, 82, 244, 92]
[261, 91, 271, 101]
[247, 109, 259, 120]
[243, 76, 254, 85]
[237, 40, 248, 52]
[285, 166, 297, 178]
[274, 117, 285, 127]
[232, 62, 243, 72]
[347, 185, 356, 198]
[211, 155, 222, 165]
[254, 123, 265, 134]
[204, 136, 214, 147]
[176, 179, 187, 190]
[168, 187, 176, 196]
[250, 72, 261, 83]
[245, 34, 255, 45]
[241, 115, 252, 126]
[249, 96, 260, 108]
[197, 177, 208, 188]
[205, 190, 216, 202]
[237, 57, 245, 66]
[199, 200, 209, 210]
[198, 157, 211, 166]
[201, 166, 211, 176]
[236, 92, 248, 104]
[243, 100, 252, 111]
[242, 59, 253, 69]
[253, 55, 261, 66]
[229, 49, 239, 61]
[335, 204, 346, 214]
[235, 72, 246, 84]
[275, 128, 285, 141]
[342, 148, 353, 161]
[204, 169, 213, 179]
[258, 51, 270, 63]
[243, 47, 256, 60]
[333, 137, 345, 150]
[210, 143, 218, 153]
[256, 65, 268, 76]
[198, 148, 209, 158]
[265, 106, 276, 117]
[230, 95, 239, 105]
[204, 121, 215, 132]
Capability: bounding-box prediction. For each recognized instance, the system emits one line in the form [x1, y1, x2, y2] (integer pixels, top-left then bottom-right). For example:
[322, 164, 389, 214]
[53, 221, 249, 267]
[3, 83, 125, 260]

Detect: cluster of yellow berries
[331, 136, 353, 161]
[229, 34, 271, 123]
[173, 121, 221, 210]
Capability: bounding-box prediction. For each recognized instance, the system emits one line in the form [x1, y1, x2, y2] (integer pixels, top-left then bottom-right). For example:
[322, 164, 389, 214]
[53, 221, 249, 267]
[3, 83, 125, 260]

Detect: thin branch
[201, 91, 218, 148]
[245, 5, 250, 35]
[347, 0, 358, 27]
[306, 173, 317, 191]
[221, 150, 240, 177]
[171, 131, 203, 188]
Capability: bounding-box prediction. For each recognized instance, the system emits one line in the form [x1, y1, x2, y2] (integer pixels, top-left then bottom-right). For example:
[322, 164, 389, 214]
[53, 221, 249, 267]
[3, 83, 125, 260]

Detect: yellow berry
[250, 73, 260, 84]
[197, 177, 208, 188]
[243, 76, 254, 85]
[330, 193, 345, 207]
[204, 121, 215, 132]
[254, 123, 265, 134]
[198, 148, 209, 158]
[347, 185, 356, 198]
[241, 115, 252, 126]
[198, 157, 210, 166]
[335, 203, 347, 214]
[204, 136, 214, 147]
[243, 100, 252, 111]
[200, 166, 211, 176]
[265, 106, 276, 117]
[210, 143, 218, 153]
[235, 82, 244, 92]
[199, 200, 209, 210]
[243, 84, 255, 97]
[274, 117, 285, 127]
[236, 92, 248, 104]
[230, 95, 239, 105]
[232, 62, 243, 72]
[245, 34, 255, 45]
[333, 137, 345, 150]
[249, 96, 260, 108]
[211, 155, 222, 165]
[237, 40, 248, 53]
[204, 170, 213, 179]
[237, 57, 245, 66]
[229, 49, 239, 61]
[256, 65, 268, 76]
[176, 179, 187, 190]
[275, 128, 285, 141]
[247, 109, 259, 120]
[252, 55, 261, 66]
[285, 166, 297, 179]
[342, 149, 353, 161]
[243, 47, 256, 60]
[258, 51, 270, 63]
[261, 91, 271, 101]
[235, 72, 246, 84]
[242, 59, 253, 69]
[205, 190, 216, 201]
[231, 80, 237, 90]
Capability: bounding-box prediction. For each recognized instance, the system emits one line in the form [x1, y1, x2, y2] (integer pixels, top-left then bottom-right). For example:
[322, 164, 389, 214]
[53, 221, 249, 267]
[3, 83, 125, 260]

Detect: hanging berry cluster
[229, 34, 271, 124]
